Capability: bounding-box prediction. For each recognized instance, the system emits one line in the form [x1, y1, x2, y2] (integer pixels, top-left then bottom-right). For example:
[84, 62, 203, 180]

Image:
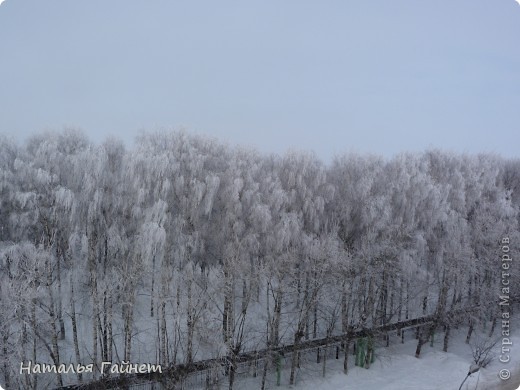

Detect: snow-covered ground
[228, 325, 520, 390]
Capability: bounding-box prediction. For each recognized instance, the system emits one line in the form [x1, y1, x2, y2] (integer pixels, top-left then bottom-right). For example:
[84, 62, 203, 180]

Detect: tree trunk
[56, 250, 66, 340]
[260, 350, 270, 390]
[489, 318, 497, 337]
[107, 295, 113, 362]
[304, 272, 310, 340]
[389, 275, 395, 324]
[313, 271, 318, 339]
[47, 260, 63, 387]
[102, 291, 108, 362]
[366, 276, 375, 325]
[2, 329, 10, 389]
[70, 278, 82, 382]
[313, 300, 318, 339]
[186, 276, 194, 364]
[322, 345, 328, 377]
[343, 334, 351, 374]
[296, 266, 302, 309]
[151, 254, 155, 318]
[466, 319, 474, 344]
[397, 277, 403, 327]
[223, 269, 232, 345]
[89, 233, 99, 378]
[415, 334, 424, 358]
[467, 274, 472, 306]
[160, 300, 167, 365]
[443, 325, 450, 352]
[415, 327, 427, 358]
[405, 280, 410, 320]
[341, 281, 348, 334]
[32, 300, 37, 390]
[289, 330, 303, 385]
[272, 287, 282, 346]
[228, 349, 237, 390]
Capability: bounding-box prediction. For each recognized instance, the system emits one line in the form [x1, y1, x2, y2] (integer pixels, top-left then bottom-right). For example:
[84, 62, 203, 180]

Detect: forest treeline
[0, 130, 519, 389]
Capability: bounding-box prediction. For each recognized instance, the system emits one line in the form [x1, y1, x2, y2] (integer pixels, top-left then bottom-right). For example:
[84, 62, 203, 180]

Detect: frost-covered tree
[1, 130, 518, 389]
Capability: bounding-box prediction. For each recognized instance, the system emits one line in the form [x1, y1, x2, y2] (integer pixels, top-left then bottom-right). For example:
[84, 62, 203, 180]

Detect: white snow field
[227, 326, 520, 390]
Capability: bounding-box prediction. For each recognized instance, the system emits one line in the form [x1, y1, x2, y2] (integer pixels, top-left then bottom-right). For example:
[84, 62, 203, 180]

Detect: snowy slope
[229, 326, 520, 390]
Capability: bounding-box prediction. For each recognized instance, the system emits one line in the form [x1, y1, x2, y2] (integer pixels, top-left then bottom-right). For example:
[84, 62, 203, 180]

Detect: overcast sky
[0, 0, 519, 162]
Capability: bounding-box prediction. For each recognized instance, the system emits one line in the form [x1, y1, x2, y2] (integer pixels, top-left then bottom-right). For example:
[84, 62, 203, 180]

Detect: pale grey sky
[0, 0, 519, 162]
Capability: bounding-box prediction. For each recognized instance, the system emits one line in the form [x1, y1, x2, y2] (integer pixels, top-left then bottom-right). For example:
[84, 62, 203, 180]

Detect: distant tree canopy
[0, 130, 519, 389]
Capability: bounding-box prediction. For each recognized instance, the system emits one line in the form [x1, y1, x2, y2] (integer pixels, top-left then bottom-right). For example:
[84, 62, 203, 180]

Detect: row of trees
[0, 130, 519, 389]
